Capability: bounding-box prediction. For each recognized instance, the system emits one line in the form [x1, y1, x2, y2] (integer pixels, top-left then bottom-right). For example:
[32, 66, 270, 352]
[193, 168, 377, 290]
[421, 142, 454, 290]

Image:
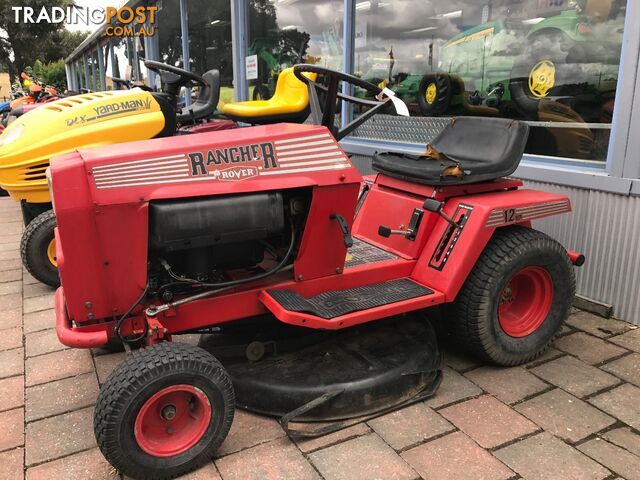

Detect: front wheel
[20, 209, 59, 287]
[448, 226, 575, 366]
[94, 342, 235, 480]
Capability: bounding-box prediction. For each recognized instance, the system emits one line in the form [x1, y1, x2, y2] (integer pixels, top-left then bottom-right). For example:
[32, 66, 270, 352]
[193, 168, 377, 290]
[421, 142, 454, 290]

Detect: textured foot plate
[345, 237, 397, 268]
[267, 278, 433, 319]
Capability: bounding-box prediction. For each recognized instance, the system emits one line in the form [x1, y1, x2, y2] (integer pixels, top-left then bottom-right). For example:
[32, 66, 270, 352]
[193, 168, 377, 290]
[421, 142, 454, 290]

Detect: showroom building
[65, 0, 640, 325]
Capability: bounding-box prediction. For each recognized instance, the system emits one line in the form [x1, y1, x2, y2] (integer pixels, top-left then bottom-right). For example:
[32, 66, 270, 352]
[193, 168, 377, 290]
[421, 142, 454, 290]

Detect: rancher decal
[188, 143, 278, 179]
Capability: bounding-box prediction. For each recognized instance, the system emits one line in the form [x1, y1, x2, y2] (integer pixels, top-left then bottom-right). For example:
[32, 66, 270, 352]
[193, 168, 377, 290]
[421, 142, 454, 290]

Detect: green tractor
[420, 4, 623, 122]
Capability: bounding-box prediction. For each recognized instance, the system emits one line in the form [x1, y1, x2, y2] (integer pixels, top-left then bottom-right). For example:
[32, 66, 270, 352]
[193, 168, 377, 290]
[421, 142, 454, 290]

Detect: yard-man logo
[188, 143, 278, 179]
[66, 99, 152, 127]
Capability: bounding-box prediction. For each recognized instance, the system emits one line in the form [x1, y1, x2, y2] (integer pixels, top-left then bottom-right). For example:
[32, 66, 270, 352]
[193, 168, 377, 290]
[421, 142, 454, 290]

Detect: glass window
[247, 0, 344, 101]
[157, 0, 183, 67]
[354, 0, 627, 162]
[187, 0, 233, 108]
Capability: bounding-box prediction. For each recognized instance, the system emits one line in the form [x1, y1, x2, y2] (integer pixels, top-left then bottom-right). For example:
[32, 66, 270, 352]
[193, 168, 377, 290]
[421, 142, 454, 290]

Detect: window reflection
[355, 0, 626, 161]
[248, 0, 343, 100]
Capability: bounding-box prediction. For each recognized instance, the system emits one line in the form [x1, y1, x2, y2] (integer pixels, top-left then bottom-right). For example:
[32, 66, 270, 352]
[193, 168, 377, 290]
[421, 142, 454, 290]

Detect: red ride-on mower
[50, 65, 584, 479]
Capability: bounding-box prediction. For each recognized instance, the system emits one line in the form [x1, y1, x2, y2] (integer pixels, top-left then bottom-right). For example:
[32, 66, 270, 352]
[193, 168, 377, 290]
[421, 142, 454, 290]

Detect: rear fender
[410, 188, 571, 301]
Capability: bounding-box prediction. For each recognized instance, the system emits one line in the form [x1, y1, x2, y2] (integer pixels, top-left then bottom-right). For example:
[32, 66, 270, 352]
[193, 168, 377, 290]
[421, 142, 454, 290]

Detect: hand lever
[330, 214, 353, 248]
[423, 199, 459, 228]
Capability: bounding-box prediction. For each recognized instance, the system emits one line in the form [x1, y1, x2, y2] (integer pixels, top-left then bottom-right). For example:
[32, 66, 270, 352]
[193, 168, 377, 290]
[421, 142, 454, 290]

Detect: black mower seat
[372, 117, 529, 186]
[177, 69, 220, 123]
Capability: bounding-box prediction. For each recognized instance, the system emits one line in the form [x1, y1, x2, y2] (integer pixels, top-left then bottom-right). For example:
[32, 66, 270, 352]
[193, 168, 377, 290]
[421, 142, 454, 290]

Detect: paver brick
[25, 407, 96, 466]
[494, 432, 610, 480]
[25, 328, 68, 358]
[401, 431, 513, 480]
[424, 367, 482, 409]
[443, 348, 481, 372]
[176, 462, 221, 479]
[25, 348, 93, 386]
[22, 294, 54, 315]
[0, 347, 24, 379]
[589, 383, 640, 430]
[26, 447, 116, 480]
[0, 448, 24, 480]
[440, 395, 538, 448]
[602, 427, 640, 456]
[22, 309, 55, 334]
[217, 437, 320, 480]
[26, 372, 99, 422]
[296, 422, 371, 453]
[554, 332, 628, 364]
[566, 312, 632, 338]
[22, 283, 55, 300]
[1, 293, 21, 309]
[601, 352, 640, 387]
[515, 388, 615, 443]
[530, 355, 620, 397]
[0, 408, 24, 452]
[309, 433, 417, 480]
[0, 280, 21, 295]
[0, 375, 24, 412]
[0, 268, 21, 280]
[93, 351, 125, 384]
[22, 273, 39, 285]
[609, 327, 640, 352]
[368, 403, 454, 451]
[0, 326, 23, 351]
[464, 366, 548, 404]
[579, 438, 640, 480]
[215, 409, 285, 457]
[0, 259, 21, 274]
[0, 308, 22, 330]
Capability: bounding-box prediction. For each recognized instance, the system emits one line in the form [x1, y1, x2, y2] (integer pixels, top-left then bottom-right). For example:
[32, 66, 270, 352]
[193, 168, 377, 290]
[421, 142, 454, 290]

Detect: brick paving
[1, 196, 640, 480]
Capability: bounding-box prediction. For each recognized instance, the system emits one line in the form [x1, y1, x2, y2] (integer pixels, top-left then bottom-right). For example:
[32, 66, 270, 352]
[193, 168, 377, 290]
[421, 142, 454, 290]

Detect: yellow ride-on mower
[0, 61, 229, 287]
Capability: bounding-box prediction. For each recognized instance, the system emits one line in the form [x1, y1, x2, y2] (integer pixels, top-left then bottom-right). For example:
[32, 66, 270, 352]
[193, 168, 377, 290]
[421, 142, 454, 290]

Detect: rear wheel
[20, 209, 59, 287]
[448, 226, 574, 366]
[418, 73, 452, 116]
[95, 342, 235, 480]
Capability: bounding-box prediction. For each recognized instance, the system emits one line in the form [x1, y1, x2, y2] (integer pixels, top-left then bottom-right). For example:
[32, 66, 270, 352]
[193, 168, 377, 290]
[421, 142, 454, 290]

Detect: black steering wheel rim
[293, 64, 382, 97]
[144, 60, 206, 87]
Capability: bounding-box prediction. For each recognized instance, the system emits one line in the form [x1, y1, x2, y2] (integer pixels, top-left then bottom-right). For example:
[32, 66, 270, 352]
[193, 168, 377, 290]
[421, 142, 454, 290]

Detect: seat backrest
[269, 67, 316, 111]
[177, 69, 220, 123]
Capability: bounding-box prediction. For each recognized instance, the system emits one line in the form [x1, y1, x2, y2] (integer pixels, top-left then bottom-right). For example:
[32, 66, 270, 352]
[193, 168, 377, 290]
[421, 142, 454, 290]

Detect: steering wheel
[294, 64, 395, 140]
[144, 60, 206, 98]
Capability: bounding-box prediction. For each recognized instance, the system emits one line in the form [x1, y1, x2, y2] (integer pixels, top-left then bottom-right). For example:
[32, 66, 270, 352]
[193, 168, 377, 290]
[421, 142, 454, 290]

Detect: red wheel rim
[498, 266, 553, 338]
[134, 384, 212, 457]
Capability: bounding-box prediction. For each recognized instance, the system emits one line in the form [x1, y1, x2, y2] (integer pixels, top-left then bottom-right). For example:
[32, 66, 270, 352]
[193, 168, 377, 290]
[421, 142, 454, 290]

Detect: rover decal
[188, 142, 277, 176]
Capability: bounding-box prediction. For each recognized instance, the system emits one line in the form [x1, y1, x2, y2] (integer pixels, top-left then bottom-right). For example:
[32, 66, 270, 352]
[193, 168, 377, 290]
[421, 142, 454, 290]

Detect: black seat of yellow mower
[373, 117, 530, 185]
[222, 68, 317, 124]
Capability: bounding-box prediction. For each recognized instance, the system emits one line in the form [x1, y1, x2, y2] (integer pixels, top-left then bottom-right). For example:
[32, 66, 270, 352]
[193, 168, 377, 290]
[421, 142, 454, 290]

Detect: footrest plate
[267, 279, 433, 319]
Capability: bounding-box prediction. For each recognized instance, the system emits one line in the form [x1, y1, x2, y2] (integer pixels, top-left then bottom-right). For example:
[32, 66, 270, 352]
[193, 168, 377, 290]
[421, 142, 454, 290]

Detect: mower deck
[199, 315, 442, 430]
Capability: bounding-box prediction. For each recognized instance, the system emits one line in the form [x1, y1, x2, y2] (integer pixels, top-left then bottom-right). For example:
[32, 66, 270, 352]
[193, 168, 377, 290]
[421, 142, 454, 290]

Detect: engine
[147, 190, 309, 299]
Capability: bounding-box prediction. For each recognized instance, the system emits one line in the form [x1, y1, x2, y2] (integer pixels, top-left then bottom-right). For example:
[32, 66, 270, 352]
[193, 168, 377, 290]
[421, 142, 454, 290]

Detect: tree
[0, 0, 78, 82]
[26, 59, 67, 89]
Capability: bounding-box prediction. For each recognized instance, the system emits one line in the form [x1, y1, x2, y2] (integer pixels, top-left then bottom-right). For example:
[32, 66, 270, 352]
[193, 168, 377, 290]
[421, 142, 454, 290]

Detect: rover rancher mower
[50, 65, 584, 479]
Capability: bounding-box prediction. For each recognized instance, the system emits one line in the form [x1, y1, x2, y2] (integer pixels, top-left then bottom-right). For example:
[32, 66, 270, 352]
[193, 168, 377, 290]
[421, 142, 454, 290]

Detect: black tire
[0, 187, 8, 197]
[20, 209, 59, 287]
[95, 342, 235, 480]
[448, 226, 575, 366]
[418, 73, 452, 116]
[252, 83, 271, 101]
